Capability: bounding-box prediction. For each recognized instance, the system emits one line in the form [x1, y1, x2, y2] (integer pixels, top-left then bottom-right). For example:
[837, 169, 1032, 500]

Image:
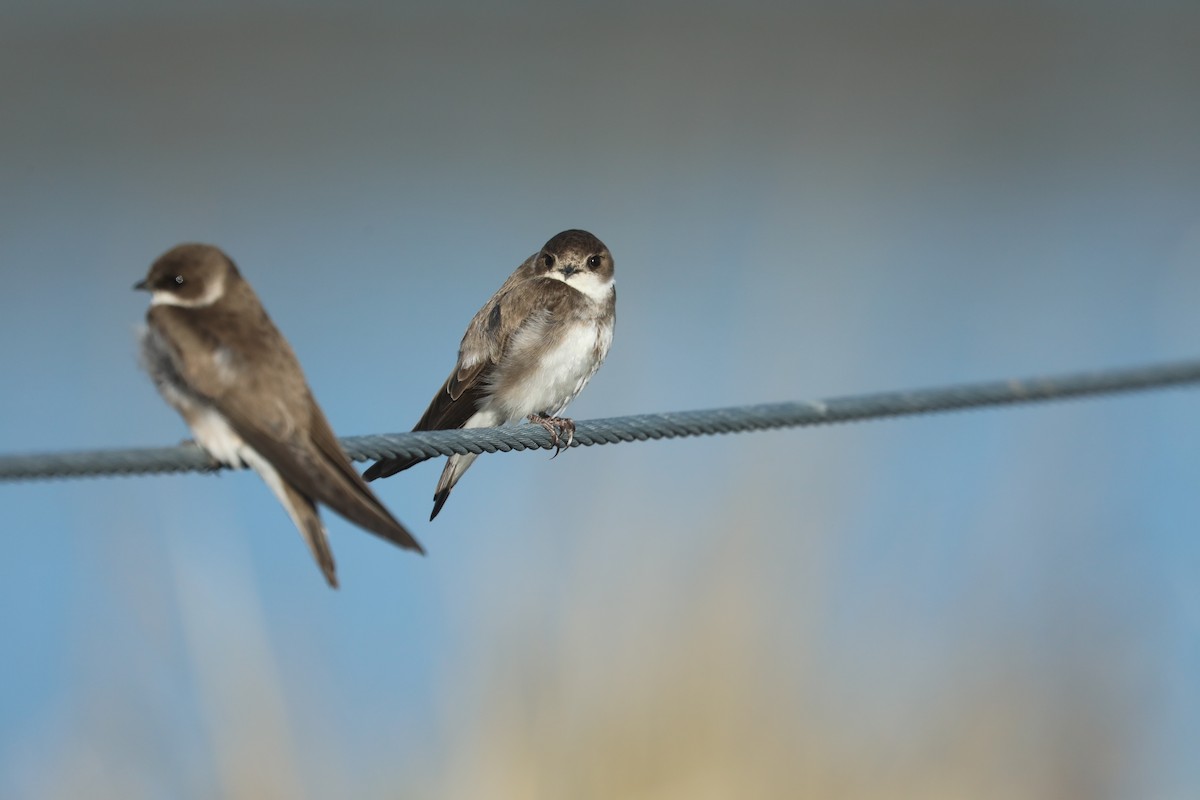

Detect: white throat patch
[554, 270, 613, 303]
[150, 271, 227, 308]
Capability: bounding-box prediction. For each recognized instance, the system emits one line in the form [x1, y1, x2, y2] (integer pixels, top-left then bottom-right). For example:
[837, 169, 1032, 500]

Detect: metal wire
[2, 357, 1199, 482]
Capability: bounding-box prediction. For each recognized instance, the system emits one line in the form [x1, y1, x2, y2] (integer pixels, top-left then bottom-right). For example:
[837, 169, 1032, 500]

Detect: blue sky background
[1, 3, 1199, 797]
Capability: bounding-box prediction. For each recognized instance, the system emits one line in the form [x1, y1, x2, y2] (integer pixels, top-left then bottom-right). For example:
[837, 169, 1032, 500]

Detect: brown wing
[411, 356, 493, 432]
[413, 254, 550, 430]
[222, 394, 424, 553]
[153, 304, 423, 554]
[363, 263, 543, 481]
[424, 275, 588, 427]
[362, 316, 500, 480]
[363, 277, 584, 482]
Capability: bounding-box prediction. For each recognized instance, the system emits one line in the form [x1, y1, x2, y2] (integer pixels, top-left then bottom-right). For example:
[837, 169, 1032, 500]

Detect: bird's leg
[528, 413, 576, 458]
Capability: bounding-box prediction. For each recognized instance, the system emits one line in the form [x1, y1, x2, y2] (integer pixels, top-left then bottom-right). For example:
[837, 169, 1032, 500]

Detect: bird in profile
[135, 243, 423, 587]
[364, 229, 616, 520]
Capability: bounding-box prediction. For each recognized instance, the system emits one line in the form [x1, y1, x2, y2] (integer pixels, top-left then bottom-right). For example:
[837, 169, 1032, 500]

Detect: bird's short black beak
[133, 278, 149, 291]
[560, 265, 578, 278]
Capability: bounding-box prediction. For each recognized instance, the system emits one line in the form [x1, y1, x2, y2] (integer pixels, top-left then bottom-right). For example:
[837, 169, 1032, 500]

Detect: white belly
[189, 406, 249, 467]
[492, 320, 611, 420]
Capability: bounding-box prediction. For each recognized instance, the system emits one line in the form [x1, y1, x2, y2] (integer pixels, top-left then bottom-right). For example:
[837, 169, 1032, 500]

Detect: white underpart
[464, 407, 504, 430]
[491, 316, 613, 421]
[150, 270, 227, 308]
[189, 406, 249, 467]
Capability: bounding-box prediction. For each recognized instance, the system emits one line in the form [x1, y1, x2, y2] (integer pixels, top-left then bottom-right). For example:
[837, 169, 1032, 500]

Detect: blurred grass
[11, 474, 1132, 800]
[432, 524, 1131, 800]
[12, 453, 1142, 800]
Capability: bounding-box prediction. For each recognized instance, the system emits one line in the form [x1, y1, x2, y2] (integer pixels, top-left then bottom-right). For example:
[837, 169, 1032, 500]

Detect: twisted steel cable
[2, 357, 1199, 482]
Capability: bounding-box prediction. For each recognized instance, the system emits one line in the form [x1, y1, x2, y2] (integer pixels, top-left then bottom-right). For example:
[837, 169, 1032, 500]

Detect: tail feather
[242, 447, 339, 588]
[368, 407, 499, 518]
[363, 453, 425, 482]
[431, 489, 450, 521]
[312, 464, 424, 555]
[429, 452, 478, 520]
[284, 485, 339, 588]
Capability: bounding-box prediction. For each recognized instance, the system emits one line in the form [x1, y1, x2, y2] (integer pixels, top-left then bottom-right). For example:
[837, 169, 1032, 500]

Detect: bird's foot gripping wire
[528, 414, 576, 457]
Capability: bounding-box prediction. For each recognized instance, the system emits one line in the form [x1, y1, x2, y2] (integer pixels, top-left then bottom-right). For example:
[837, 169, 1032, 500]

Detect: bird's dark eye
[586, 254, 602, 269]
[541, 253, 555, 268]
[173, 275, 185, 286]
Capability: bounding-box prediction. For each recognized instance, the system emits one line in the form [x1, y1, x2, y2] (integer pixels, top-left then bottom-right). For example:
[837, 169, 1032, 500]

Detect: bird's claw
[529, 414, 576, 458]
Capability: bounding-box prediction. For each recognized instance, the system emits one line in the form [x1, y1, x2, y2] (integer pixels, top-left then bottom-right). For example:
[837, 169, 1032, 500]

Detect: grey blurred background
[2, 2, 1199, 798]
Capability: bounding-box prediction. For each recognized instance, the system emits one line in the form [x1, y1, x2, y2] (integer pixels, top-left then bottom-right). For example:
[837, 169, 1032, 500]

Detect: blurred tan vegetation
[432, 541, 1129, 800]
[19, 494, 1134, 800]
